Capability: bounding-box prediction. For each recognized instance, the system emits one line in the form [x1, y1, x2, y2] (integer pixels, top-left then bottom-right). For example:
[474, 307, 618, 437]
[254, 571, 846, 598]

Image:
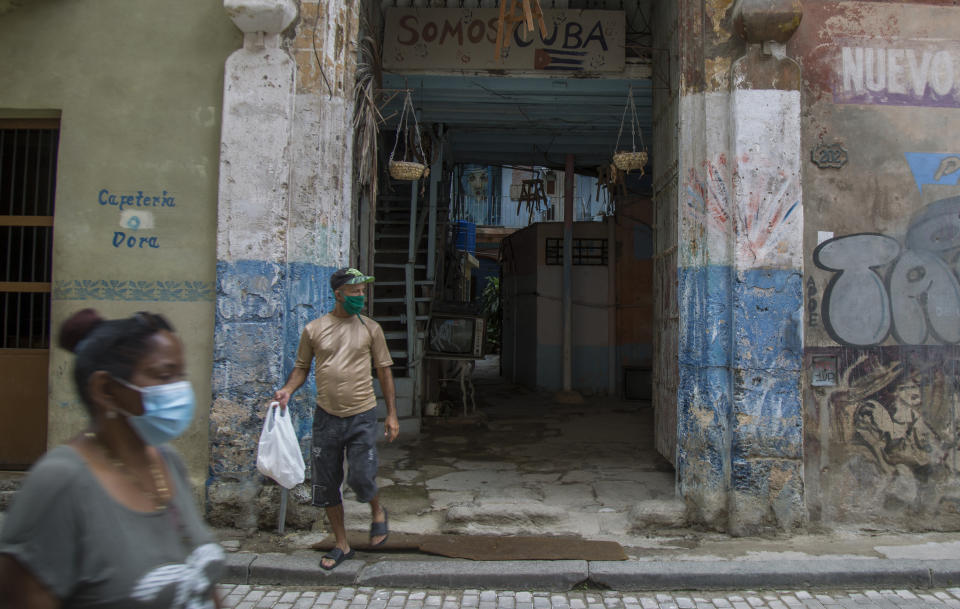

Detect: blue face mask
[112, 378, 196, 445]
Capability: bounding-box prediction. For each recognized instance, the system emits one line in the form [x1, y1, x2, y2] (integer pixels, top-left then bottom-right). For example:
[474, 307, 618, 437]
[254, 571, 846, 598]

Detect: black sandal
[319, 547, 355, 570]
[370, 507, 389, 547]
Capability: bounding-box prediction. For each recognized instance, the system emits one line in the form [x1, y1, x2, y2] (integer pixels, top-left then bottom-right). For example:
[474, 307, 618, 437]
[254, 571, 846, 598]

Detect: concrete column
[210, 0, 299, 530]
[727, 40, 804, 535]
[208, 0, 359, 529]
[675, 0, 804, 534]
[676, 88, 734, 526]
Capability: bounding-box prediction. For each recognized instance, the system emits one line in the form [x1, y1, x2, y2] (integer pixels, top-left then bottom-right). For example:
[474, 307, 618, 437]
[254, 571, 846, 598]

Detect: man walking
[273, 268, 399, 570]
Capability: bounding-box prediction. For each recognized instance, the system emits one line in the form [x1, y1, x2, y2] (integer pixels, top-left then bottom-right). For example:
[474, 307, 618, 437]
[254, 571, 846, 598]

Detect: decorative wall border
[53, 279, 215, 301]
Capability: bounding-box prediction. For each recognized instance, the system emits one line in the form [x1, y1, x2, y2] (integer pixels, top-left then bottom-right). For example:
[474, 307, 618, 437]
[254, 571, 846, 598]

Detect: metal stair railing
[405, 180, 418, 384]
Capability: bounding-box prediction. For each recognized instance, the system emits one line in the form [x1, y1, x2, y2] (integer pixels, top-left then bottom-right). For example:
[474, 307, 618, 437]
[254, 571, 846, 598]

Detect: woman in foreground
[0, 309, 224, 608]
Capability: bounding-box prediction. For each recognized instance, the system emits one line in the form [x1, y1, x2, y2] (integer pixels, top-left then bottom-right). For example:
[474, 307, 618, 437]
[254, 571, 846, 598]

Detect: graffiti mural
[806, 276, 820, 327]
[904, 153, 960, 190]
[813, 196, 960, 347]
[807, 346, 960, 525]
[808, 346, 960, 528]
[682, 152, 801, 269]
[808, 197, 960, 525]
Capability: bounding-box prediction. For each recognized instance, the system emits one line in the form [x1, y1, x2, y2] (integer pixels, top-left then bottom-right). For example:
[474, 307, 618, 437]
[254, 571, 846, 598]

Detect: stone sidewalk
[215, 585, 960, 609]
[220, 538, 960, 592]
[219, 524, 960, 592]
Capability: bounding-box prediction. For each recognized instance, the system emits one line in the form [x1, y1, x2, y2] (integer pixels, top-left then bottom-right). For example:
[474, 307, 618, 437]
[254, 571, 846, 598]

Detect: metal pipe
[32, 130, 42, 217]
[2, 294, 8, 348]
[48, 131, 58, 216]
[427, 124, 442, 281]
[608, 214, 617, 396]
[20, 130, 29, 216]
[562, 154, 574, 392]
[9, 130, 19, 215]
[406, 180, 418, 373]
[277, 487, 288, 533]
[0, 131, 6, 215]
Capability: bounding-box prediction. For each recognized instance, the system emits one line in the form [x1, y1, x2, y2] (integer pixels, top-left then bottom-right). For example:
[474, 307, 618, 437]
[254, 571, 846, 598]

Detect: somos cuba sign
[383, 8, 625, 72]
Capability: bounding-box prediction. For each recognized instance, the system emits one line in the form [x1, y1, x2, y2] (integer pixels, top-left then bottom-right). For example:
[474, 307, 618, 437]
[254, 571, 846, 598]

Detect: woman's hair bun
[58, 308, 105, 353]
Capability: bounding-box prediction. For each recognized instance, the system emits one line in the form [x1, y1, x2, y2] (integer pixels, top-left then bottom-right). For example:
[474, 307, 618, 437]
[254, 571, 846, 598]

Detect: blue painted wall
[677, 266, 732, 520]
[210, 260, 336, 482]
[676, 265, 804, 527]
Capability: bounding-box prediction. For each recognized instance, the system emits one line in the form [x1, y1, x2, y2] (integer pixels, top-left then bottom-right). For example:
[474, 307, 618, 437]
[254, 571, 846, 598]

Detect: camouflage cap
[330, 267, 375, 291]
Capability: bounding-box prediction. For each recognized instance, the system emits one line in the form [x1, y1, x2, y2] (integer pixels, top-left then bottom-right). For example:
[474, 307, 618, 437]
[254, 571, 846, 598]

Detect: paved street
[216, 585, 960, 609]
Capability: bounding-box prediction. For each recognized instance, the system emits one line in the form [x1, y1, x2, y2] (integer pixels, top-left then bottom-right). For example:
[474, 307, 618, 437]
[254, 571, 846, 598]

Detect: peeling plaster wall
[794, 2, 960, 530]
[727, 80, 804, 533]
[209, 0, 360, 529]
[0, 0, 240, 495]
[674, 0, 738, 528]
[651, 0, 681, 468]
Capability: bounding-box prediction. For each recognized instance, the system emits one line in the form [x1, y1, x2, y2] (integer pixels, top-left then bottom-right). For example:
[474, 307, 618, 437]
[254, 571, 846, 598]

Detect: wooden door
[0, 119, 58, 469]
[615, 197, 669, 450]
[0, 350, 49, 467]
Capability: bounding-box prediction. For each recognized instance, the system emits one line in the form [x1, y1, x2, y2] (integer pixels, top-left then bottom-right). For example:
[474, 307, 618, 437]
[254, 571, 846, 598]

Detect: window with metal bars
[545, 237, 608, 265]
[0, 119, 59, 349]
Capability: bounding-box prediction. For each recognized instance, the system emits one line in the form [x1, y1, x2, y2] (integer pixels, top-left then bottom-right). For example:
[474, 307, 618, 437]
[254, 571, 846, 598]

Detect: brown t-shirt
[294, 313, 393, 417]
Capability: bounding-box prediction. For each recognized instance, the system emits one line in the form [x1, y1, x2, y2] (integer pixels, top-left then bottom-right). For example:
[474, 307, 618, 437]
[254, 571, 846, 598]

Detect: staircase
[370, 177, 449, 435]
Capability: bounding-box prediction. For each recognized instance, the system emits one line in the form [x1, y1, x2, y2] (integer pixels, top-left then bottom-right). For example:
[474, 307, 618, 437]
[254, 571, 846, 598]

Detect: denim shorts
[310, 407, 379, 508]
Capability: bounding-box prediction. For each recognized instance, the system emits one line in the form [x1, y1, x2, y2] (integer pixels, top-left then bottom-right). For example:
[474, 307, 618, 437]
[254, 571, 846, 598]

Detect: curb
[588, 559, 959, 590]
[358, 560, 588, 590]
[223, 553, 960, 591]
[225, 553, 588, 590]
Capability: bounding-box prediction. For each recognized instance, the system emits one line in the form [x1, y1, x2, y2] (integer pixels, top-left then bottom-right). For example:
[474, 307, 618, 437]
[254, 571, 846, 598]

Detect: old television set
[424, 313, 486, 360]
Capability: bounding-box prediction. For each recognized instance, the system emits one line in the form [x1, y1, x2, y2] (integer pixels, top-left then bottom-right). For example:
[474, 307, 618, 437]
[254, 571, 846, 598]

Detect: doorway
[348, 0, 678, 538]
[0, 118, 59, 469]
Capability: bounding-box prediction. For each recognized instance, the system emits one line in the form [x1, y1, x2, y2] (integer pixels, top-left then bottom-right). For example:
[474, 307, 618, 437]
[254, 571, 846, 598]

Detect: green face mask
[343, 294, 365, 315]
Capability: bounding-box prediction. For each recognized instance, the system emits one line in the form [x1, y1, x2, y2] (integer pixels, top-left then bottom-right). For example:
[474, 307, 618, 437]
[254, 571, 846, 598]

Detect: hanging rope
[614, 86, 645, 155]
[612, 86, 648, 175]
[389, 91, 426, 165]
[388, 91, 428, 181]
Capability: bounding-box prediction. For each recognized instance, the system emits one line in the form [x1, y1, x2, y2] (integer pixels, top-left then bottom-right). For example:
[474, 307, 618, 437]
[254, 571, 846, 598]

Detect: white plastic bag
[256, 402, 305, 489]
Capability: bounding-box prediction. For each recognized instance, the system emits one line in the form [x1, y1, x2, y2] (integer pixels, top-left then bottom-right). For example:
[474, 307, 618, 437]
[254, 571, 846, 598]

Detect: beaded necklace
[84, 432, 170, 511]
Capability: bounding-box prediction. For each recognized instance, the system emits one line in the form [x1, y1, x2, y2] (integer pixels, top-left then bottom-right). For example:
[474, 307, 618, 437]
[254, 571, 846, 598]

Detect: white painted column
[210, 0, 298, 530]
[218, 1, 297, 267]
[727, 42, 805, 535]
[210, 0, 365, 529]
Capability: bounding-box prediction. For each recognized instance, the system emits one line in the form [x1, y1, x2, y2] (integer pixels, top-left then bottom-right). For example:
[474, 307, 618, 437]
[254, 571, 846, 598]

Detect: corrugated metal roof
[381, 72, 653, 170]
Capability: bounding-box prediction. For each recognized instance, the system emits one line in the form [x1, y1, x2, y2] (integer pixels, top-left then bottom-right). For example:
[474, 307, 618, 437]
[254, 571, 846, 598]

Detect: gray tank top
[0, 444, 225, 608]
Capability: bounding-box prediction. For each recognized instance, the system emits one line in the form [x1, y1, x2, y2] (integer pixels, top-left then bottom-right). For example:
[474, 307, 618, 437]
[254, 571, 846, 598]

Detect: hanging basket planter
[612, 151, 648, 172]
[611, 87, 649, 176]
[389, 91, 428, 181]
[389, 160, 426, 181]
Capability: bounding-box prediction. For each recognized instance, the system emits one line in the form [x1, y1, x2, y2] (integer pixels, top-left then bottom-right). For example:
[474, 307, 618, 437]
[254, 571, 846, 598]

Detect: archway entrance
[350, 0, 681, 541]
